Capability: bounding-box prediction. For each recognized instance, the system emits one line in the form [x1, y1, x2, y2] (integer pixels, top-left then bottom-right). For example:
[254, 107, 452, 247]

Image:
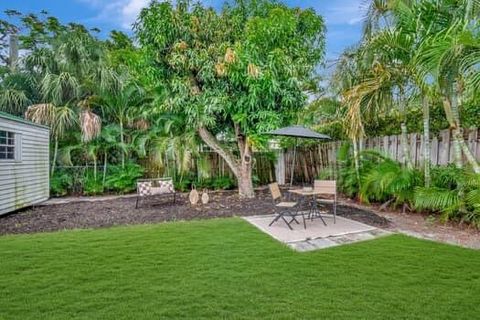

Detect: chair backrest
[137, 181, 152, 196]
[314, 180, 336, 195]
[268, 182, 282, 200]
[137, 178, 175, 196]
[156, 178, 175, 193]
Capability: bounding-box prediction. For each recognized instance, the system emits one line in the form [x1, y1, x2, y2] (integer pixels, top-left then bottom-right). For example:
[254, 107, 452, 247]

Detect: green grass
[0, 218, 479, 319]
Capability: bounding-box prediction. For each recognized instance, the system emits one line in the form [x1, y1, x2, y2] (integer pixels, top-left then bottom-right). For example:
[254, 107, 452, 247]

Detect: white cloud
[322, 0, 364, 26]
[121, 0, 149, 28]
[77, 0, 150, 30]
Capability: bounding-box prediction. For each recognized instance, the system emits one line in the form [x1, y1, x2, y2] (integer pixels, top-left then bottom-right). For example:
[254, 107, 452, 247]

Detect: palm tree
[98, 82, 148, 168]
[415, 27, 480, 173]
[131, 113, 201, 181]
[25, 103, 77, 176]
[340, 0, 480, 181]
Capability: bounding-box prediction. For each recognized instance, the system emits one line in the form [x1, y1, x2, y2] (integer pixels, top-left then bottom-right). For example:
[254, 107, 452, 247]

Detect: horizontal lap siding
[0, 116, 49, 215]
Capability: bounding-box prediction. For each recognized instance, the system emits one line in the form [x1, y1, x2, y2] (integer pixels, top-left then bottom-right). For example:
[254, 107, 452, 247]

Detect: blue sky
[0, 0, 364, 62]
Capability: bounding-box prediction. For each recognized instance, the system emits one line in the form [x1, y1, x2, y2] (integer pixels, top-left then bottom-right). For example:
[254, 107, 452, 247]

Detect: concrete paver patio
[243, 213, 391, 252]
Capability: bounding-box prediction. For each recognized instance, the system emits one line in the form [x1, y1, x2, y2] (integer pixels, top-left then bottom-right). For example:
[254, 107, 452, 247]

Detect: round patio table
[288, 188, 327, 226]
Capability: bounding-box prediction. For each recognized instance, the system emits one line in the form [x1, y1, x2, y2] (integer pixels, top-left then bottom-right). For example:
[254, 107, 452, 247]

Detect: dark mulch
[0, 189, 389, 236]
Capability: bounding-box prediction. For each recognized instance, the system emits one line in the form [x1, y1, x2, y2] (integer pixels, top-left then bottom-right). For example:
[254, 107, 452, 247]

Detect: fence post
[274, 150, 286, 185]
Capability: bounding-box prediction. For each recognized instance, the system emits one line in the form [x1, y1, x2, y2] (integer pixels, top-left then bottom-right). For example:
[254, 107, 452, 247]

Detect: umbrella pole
[290, 139, 297, 186]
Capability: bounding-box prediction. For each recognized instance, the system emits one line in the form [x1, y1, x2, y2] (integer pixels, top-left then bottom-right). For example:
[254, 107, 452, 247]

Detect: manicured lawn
[0, 218, 479, 319]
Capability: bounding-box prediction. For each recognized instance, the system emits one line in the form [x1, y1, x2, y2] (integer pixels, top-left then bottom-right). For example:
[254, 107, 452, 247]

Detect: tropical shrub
[50, 170, 74, 196]
[83, 176, 104, 196]
[211, 176, 236, 190]
[105, 163, 144, 194]
[360, 154, 422, 208]
[415, 166, 480, 226]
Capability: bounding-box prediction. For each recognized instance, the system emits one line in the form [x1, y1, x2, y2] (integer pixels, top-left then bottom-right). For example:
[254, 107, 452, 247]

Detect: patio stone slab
[243, 213, 391, 252]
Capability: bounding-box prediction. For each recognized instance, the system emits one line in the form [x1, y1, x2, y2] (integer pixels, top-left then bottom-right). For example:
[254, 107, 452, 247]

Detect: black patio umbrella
[267, 125, 331, 185]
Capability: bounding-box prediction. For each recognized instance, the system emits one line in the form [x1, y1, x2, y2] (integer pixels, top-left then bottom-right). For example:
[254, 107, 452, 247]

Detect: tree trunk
[399, 89, 413, 169]
[352, 138, 361, 186]
[238, 162, 254, 198]
[93, 156, 97, 181]
[103, 150, 108, 186]
[400, 122, 413, 169]
[198, 126, 255, 198]
[120, 119, 125, 168]
[456, 131, 480, 173]
[51, 137, 58, 177]
[446, 93, 463, 169]
[8, 34, 18, 71]
[422, 97, 431, 187]
[442, 95, 479, 172]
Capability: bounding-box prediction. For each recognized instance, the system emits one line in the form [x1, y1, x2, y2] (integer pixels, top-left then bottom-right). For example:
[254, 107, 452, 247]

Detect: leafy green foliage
[360, 153, 422, 206]
[415, 166, 480, 226]
[337, 145, 480, 226]
[135, 0, 325, 195]
[83, 176, 104, 196]
[50, 170, 73, 196]
[105, 163, 144, 194]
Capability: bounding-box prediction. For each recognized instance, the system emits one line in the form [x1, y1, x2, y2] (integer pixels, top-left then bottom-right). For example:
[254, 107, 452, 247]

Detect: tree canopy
[135, 0, 326, 197]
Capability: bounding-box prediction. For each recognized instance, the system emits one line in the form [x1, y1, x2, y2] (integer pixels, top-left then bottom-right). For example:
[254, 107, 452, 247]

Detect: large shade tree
[135, 0, 325, 197]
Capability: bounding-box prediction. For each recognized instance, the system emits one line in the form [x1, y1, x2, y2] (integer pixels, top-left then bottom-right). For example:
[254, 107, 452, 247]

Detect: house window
[0, 130, 16, 160]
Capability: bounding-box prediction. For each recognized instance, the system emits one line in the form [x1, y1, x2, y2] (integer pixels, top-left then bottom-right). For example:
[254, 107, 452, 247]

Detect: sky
[0, 0, 365, 62]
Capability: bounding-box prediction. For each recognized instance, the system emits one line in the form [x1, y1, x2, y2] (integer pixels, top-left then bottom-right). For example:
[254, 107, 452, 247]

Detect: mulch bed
[0, 189, 389, 236]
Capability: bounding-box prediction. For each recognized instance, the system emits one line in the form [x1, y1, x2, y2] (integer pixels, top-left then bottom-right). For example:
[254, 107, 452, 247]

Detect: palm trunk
[422, 97, 431, 187]
[51, 137, 58, 177]
[400, 122, 413, 169]
[93, 157, 97, 181]
[120, 120, 125, 168]
[460, 135, 480, 174]
[449, 91, 463, 169]
[103, 150, 108, 186]
[452, 129, 463, 169]
[442, 93, 479, 172]
[399, 89, 413, 169]
[352, 138, 361, 186]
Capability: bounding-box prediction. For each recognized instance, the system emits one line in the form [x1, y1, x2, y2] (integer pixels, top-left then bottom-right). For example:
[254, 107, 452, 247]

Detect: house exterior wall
[0, 113, 50, 215]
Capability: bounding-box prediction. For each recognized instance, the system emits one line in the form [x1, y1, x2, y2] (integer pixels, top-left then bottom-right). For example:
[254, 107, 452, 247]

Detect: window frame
[0, 130, 21, 162]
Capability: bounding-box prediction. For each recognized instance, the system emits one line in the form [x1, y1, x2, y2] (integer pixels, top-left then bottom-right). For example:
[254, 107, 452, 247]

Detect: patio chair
[313, 180, 337, 223]
[135, 178, 176, 209]
[268, 182, 306, 230]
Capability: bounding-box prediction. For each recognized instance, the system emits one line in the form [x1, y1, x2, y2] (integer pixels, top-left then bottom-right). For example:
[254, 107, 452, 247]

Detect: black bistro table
[288, 188, 328, 226]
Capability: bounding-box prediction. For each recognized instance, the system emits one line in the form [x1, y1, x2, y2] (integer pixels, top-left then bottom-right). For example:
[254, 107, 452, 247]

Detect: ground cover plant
[330, 144, 480, 227]
[0, 218, 479, 319]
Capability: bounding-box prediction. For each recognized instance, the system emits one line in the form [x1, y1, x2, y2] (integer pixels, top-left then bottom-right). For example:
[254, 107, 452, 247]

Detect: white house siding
[0, 113, 49, 215]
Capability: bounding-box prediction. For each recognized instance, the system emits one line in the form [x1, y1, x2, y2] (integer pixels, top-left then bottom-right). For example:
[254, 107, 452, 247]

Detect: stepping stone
[308, 238, 338, 249]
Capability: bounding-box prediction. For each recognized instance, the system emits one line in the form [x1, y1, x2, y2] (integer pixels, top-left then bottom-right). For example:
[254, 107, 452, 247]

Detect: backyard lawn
[0, 218, 479, 319]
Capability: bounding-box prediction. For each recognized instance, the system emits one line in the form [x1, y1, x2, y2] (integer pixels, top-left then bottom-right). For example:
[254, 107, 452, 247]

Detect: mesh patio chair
[313, 180, 337, 223]
[268, 182, 306, 230]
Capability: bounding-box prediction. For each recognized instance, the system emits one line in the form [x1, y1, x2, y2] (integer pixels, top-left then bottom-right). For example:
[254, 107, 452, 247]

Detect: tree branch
[198, 126, 240, 176]
[234, 122, 252, 166]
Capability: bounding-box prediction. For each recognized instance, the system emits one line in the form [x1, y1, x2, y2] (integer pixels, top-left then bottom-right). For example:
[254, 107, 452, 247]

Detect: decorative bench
[135, 178, 176, 209]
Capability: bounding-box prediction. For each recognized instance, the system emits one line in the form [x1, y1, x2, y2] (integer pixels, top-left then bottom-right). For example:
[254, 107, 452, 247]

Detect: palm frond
[0, 88, 31, 113]
[79, 110, 101, 142]
[414, 186, 460, 213]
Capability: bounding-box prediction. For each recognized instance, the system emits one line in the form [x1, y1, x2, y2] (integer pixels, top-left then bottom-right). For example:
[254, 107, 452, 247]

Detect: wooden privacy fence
[284, 128, 480, 184]
[142, 151, 277, 185]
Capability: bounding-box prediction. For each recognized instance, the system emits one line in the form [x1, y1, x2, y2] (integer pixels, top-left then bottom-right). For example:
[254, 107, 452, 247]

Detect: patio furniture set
[268, 180, 337, 230]
[134, 176, 336, 232]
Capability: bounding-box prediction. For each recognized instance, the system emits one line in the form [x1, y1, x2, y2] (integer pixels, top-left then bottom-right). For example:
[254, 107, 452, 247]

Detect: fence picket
[282, 128, 479, 184]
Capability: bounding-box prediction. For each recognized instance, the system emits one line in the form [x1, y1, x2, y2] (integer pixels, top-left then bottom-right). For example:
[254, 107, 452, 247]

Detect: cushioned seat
[277, 201, 297, 208]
